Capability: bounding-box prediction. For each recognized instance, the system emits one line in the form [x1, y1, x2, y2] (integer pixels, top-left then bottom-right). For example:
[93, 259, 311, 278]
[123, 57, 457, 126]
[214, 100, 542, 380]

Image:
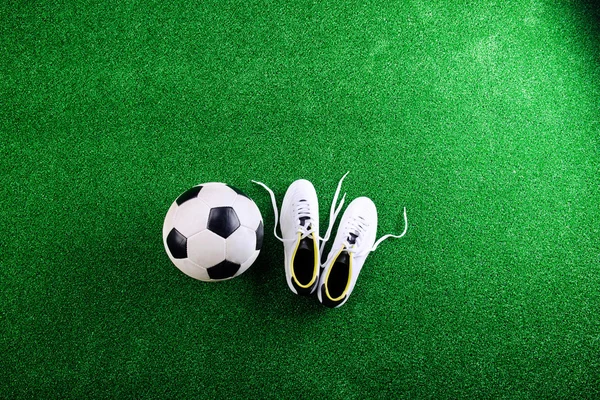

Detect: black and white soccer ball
[163, 183, 264, 282]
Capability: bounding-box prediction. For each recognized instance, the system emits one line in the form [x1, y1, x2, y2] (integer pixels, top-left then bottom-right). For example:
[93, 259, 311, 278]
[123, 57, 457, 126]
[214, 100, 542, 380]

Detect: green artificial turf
[2, 0, 600, 398]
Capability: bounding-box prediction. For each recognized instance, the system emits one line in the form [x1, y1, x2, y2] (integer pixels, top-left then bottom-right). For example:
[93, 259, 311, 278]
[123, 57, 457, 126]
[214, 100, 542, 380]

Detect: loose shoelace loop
[253, 174, 408, 257]
[252, 172, 349, 245]
[345, 207, 408, 258]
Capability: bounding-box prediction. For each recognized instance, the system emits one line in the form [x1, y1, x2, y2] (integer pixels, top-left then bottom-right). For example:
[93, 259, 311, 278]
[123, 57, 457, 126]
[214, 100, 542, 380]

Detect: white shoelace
[340, 215, 369, 249]
[344, 207, 408, 258]
[252, 172, 349, 245]
[371, 206, 408, 251]
[253, 173, 408, 257]
[318, 172, 348, 254]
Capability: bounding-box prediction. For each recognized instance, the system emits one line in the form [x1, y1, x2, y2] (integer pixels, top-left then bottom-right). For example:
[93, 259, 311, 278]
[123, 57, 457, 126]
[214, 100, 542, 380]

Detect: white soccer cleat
[279, 179, 321, 294]
[253, 173, 348, 296]
[318, 197, 408, 308]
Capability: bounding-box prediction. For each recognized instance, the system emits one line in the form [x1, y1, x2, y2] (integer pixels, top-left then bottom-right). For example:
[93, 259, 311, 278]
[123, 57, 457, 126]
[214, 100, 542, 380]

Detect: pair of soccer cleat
[253, 173, 408, 308]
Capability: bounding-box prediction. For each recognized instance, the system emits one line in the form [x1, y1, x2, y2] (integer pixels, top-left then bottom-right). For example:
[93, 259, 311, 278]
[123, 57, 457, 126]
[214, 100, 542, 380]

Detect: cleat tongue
[298, 237, 313, 251]
[299, 216, 311, 227]
[298, 199, 310, 227]
[347, 232, 358, 245]
[336, 251, 350, 265]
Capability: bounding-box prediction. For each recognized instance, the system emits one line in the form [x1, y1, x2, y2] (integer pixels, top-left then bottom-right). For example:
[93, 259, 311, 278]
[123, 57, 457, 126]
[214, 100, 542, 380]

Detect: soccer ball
[163, 182, 264, 282]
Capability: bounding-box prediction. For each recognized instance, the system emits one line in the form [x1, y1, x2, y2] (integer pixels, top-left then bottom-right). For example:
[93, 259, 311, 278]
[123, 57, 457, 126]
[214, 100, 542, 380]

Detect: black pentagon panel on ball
[208, 207, 240, 238]
[226, 185, 250, 199]
[176, 185, 203, 206]
[255, 221, 264, 250]
[207, 260, 241, 280]
[166, 228, 187, 259]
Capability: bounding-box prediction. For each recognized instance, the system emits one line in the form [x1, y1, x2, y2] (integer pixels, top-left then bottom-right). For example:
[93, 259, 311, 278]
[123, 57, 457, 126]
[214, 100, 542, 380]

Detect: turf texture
[1, 0, 600, 398]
